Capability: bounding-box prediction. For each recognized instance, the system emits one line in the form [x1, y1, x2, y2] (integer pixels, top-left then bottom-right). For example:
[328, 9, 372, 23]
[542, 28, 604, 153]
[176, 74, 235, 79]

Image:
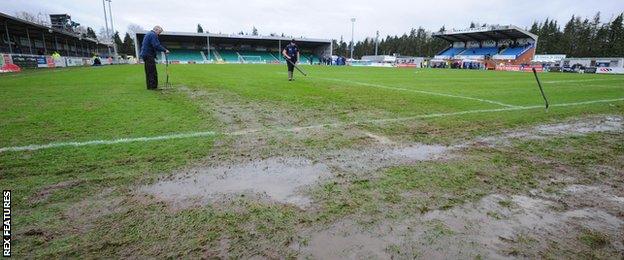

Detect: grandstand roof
[0, 12, 105, 44]
[433, 25, 538, 42]
[135, 31, 331, 49]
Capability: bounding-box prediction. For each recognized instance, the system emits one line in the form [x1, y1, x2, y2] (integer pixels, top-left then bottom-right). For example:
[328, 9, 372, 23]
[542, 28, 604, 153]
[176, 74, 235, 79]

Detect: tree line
[333, 12, 624, 59]
[529, 13, 624, 57]
[333, 26, 448, 58]
[112, 32, 137, 57]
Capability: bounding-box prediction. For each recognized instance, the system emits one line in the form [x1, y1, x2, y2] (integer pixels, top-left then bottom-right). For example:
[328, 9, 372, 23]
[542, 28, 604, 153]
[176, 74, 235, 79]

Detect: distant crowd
[318, 56, 347, 66]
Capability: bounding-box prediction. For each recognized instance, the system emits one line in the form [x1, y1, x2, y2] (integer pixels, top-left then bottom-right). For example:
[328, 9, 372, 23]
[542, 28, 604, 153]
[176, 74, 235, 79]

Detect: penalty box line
[1, 98, 623, 153]
[315, 77, 521, 108]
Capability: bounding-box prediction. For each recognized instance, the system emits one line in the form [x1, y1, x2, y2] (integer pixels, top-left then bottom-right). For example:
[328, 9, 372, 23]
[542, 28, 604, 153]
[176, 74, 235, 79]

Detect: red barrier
[0, 63, 22, 73]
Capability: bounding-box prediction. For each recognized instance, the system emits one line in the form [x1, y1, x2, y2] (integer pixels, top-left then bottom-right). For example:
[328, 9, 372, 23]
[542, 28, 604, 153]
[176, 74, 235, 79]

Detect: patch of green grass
[486, 211, 504, 220]
[423, 220, 455, 244]
[505, 233, 538, 257]
[579, 230, 610, 249]
[497, 199, 514, 208]
[1, 65, 623, 257]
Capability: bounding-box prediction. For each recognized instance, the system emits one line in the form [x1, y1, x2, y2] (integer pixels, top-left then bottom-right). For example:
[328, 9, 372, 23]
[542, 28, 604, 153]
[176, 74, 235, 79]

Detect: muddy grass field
[1, 64, 623, 258]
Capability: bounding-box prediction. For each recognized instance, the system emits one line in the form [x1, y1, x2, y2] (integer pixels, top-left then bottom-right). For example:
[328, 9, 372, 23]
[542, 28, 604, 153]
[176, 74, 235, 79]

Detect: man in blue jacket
[140, 26, 169, 90]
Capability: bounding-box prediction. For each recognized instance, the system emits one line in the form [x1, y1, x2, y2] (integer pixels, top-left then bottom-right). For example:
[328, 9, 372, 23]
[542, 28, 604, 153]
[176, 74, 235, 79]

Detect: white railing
[454, 55, 485, 60]
[492, 54, 517, 60]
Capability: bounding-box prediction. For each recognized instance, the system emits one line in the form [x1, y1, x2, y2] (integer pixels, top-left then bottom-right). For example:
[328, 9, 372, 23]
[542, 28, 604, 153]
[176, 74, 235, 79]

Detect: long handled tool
[532, 67, 549, 110]
[286, 58, 308, 76]
[164, 53, 172, 88]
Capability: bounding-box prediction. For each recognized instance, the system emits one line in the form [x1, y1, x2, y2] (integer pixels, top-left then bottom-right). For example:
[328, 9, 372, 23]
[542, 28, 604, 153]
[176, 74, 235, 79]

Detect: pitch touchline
[315, 77, 520, 108]
[1, 98, 622, 153]
[0, 131, 218, 153]
[542, 79, 617, 84]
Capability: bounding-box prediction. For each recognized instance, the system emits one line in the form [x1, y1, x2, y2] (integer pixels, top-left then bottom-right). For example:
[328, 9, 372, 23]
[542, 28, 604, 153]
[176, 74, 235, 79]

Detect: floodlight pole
[350, 18, 355, 60]
[375, 30, 379, 56]
[206, 35, 211, 62]
[106, 0, 118, 63]
[102, 0, 112, 59]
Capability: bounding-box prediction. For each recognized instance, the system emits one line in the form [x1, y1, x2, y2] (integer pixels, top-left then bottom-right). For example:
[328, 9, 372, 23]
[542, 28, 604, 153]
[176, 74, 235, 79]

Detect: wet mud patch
[476, 115, 623, 147]
[296, 191, 624, 259]
[141, 143, 451, 209]
[29, 180, 84, 205]
[141, 158, 332, 208]
[323, 143, 450, 173]
[142, 115, 621, 209]
[176, 86, 297, 132]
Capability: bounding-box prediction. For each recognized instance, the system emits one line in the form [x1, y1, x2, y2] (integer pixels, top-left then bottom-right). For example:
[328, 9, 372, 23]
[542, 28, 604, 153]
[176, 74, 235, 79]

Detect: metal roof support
[41, 32, 47, 54]
[80, 40, 84, 56]
[4, 21, 12, 53]
[206, 34, 210, 61]
[26, 28, 33, 54]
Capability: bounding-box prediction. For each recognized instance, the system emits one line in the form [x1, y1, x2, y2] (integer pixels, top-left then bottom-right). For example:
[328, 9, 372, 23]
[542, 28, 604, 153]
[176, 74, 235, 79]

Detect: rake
[286, 58, 308, 76]
[164, 53, 172, 88]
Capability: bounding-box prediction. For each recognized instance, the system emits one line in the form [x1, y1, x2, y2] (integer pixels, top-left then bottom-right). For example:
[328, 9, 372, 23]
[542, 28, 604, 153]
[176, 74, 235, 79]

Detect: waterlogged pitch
[1, 64, 623, 258]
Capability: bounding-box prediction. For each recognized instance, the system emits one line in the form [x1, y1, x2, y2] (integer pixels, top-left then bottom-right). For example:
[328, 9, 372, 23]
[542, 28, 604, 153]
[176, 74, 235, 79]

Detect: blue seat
[462, 47, 499, 56]
[439, 48, 465, 56]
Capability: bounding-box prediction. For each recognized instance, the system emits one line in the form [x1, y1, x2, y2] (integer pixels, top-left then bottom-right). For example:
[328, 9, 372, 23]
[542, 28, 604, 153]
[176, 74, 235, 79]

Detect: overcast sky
[2, 0, 623, 41]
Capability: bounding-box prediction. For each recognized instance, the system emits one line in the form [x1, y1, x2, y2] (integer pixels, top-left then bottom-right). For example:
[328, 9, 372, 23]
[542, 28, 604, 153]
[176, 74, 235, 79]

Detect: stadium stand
[238, 50, 278, 63]
[135, 32, 332, 64]
[208, 49, 223, 62]
[460, 47, 499, 56]
[432, 25, 538, 69]
[438, 47, 465, 57]
[167, 49, 204, 63]
[217, 50, 241, 63]
[0, 12, 111, 60]
[500, 44, 533, 57]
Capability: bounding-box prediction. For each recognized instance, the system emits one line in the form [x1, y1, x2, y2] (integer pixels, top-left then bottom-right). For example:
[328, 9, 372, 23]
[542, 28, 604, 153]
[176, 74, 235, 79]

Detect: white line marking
[1, 98, 622, 153]
[259, 98, 624, 132]
[543, 79, 618, 84]
[316, 77, 520, 108]
[0, 131, 218, 153]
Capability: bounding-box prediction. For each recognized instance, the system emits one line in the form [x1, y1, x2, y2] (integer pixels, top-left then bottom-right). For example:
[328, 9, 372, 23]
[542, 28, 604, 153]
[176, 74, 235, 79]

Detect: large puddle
[142, 115, 622, 208]
[141, 143, 450, 208]
[141, 158, 331, 208]
[477, 115, 623, 146]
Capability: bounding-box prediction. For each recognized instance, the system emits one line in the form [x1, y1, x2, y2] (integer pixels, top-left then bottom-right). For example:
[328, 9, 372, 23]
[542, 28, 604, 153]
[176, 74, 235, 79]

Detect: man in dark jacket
[140, 26, 169, 90]
[281, 39, 300, 81]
